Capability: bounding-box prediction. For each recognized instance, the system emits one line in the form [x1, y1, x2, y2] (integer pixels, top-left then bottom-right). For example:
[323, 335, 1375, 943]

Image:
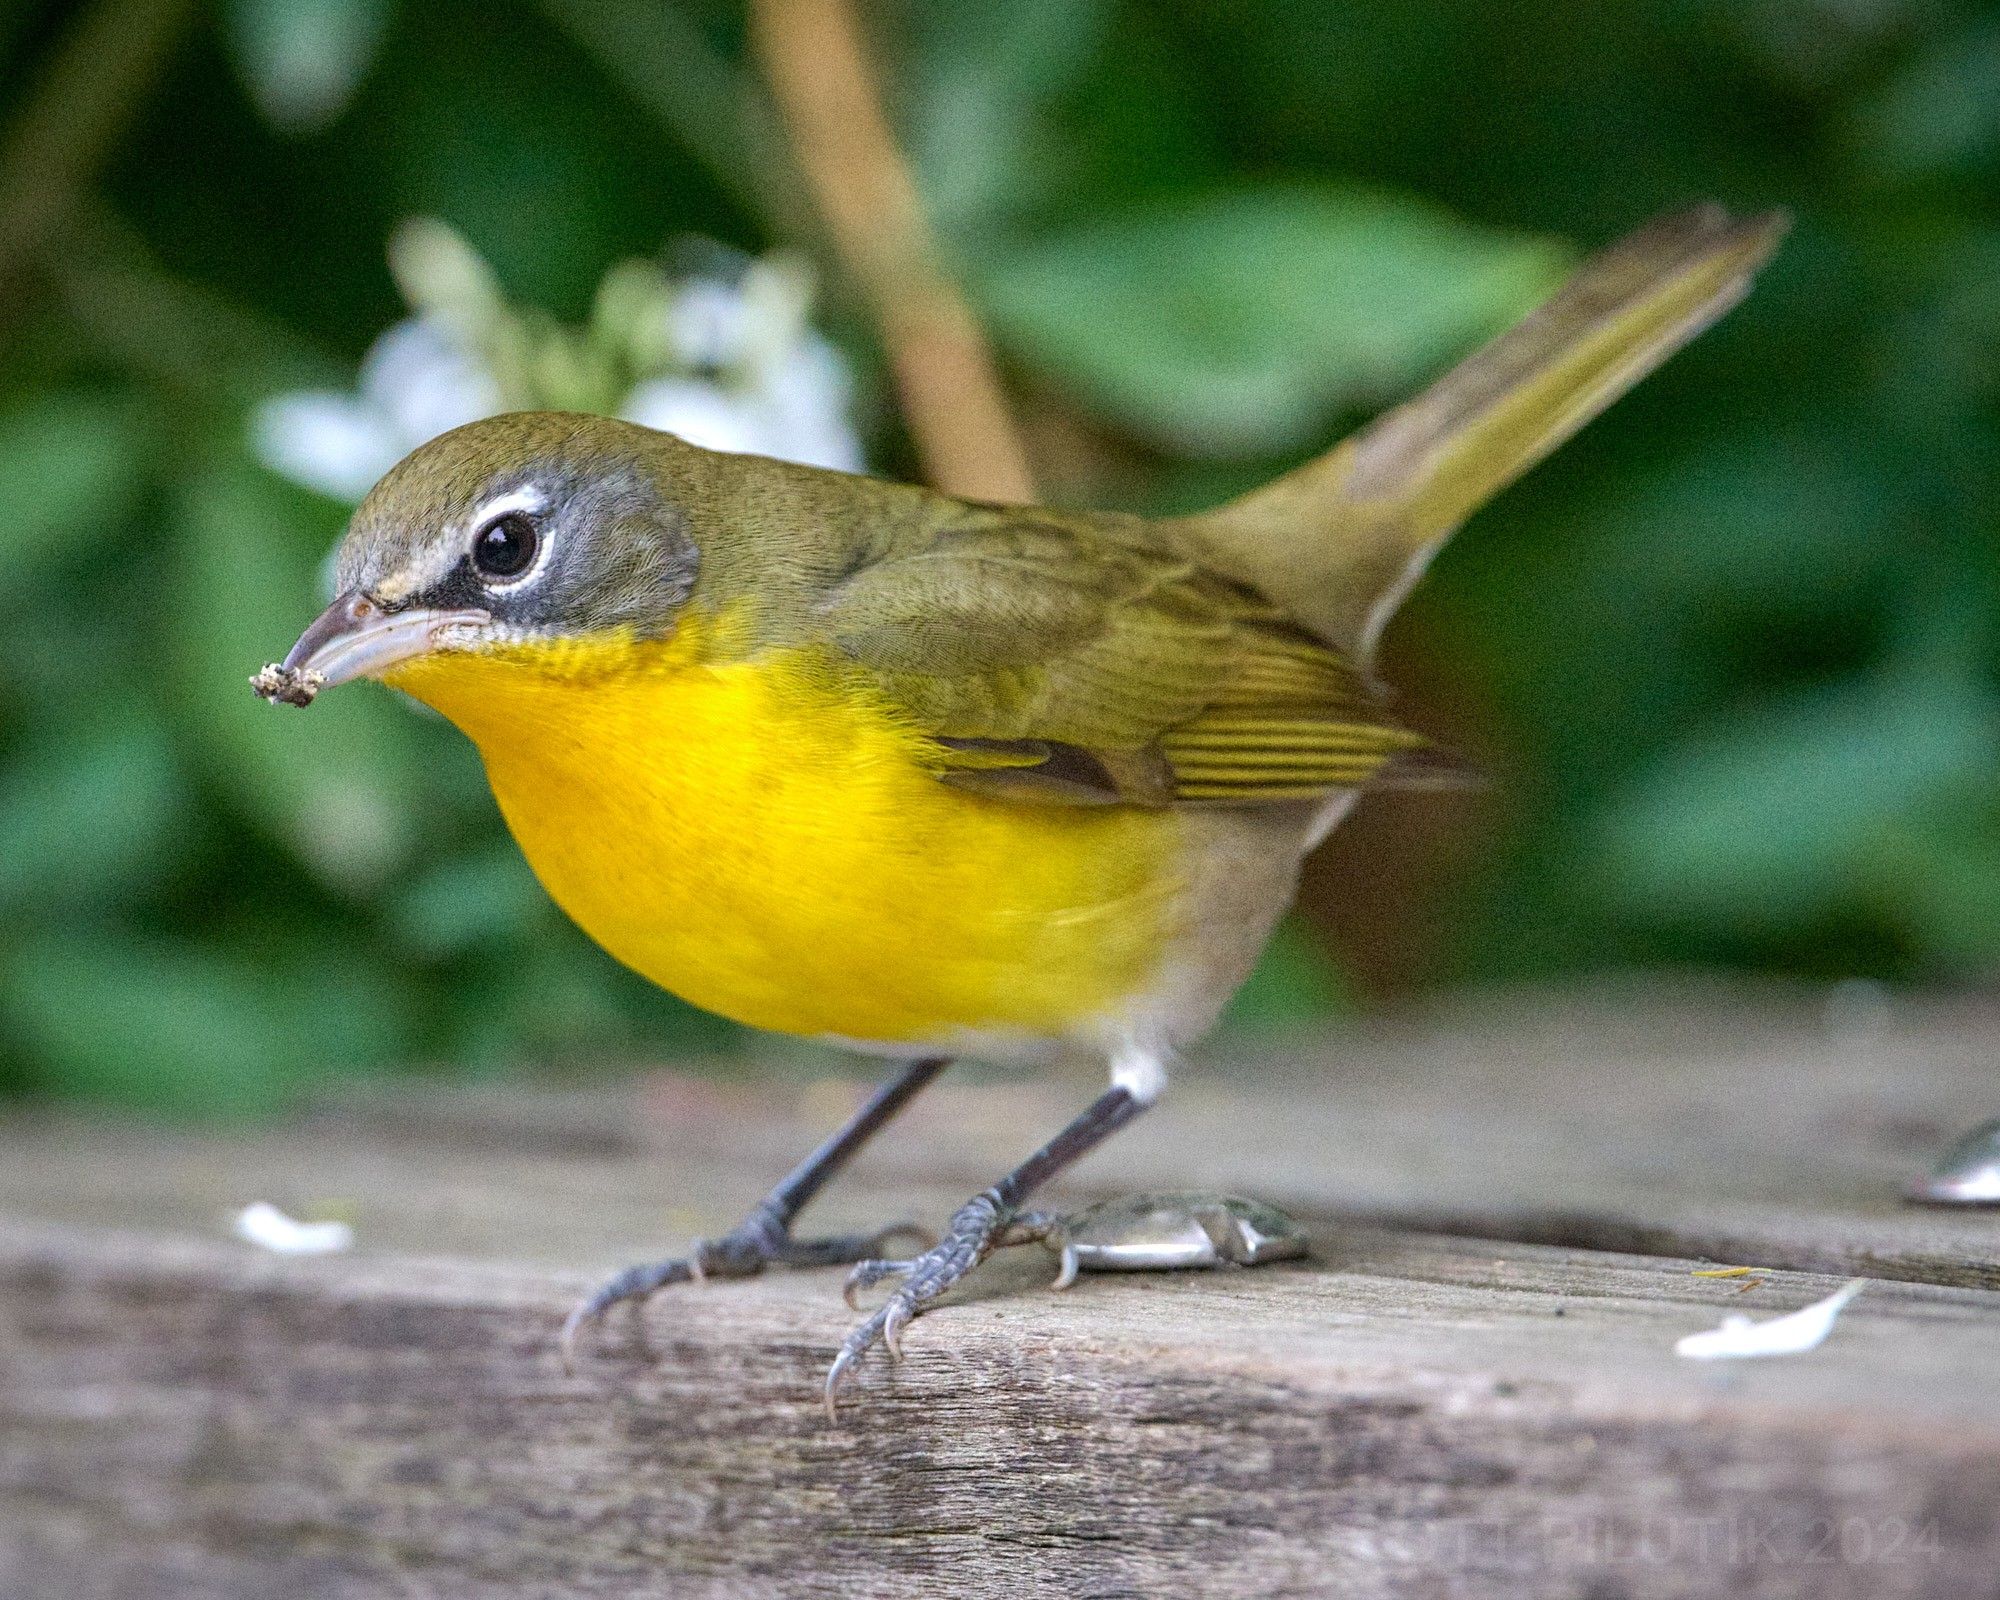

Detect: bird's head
[257, 412, 701, 710]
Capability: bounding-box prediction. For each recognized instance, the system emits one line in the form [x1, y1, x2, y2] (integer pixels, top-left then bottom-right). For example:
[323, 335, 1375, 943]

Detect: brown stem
[749, 0, 1036, 504]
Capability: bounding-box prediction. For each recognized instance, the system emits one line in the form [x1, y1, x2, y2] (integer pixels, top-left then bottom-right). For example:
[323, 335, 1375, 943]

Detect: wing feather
[817, 507, 1435, 808]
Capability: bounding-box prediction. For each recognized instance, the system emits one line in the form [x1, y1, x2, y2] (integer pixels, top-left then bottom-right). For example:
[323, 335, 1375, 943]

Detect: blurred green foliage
[2, 0, 1997, 1114]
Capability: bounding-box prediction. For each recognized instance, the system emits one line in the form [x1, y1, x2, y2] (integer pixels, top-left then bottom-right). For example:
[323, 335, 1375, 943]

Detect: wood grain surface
[4, 983, 1999, 1597]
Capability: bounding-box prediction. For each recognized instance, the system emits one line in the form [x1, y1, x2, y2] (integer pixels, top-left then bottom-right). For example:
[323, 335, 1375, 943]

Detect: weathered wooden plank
[5, 986, 2000, 1597]
[302, 981, 2000, 1288]
[5, 1214, 1998, 1600]
[1153, 983, 2000, 1290]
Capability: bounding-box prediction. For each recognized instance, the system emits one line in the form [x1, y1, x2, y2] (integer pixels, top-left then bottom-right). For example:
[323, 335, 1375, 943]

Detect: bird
[255, 205, 1785, 1414]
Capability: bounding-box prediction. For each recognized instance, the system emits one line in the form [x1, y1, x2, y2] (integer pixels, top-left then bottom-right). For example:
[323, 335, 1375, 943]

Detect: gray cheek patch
[490, 467, 699, 638]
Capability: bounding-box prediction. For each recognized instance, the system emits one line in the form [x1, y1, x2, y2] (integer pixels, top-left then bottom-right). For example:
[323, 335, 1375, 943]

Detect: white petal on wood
[1674, 1278, 1867, 1360]
[231, 1201, 353, 1256]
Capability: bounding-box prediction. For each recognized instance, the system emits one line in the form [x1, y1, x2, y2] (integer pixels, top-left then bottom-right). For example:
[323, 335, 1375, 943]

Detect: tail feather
[1165, 205, 1789, 661]
[1375, 738, 1484, 792]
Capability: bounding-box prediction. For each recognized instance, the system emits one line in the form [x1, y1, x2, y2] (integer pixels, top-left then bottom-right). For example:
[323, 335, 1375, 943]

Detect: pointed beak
[251, 588, 491, 706]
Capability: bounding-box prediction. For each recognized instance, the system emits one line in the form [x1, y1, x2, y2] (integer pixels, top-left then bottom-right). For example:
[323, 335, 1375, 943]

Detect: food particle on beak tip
[250, 661, 326, 707]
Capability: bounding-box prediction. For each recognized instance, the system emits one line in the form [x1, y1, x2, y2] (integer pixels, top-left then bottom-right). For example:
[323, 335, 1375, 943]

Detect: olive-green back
[667, 207, 1784, 811]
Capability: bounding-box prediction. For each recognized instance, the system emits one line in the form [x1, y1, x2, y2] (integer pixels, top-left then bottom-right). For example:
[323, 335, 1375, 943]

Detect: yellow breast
[384, 619, 1180, 1047]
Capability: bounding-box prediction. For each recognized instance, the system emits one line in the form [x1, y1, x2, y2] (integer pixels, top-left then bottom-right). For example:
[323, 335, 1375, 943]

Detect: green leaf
[170, 457, 429, 893]
[1590, 670, 2000, 936]
[438, 927, 742, 1070]
[0, 932, 404, 1117]
[979, 185, 1568, 458]
[0, 390, 145, 581]
[1586, 430, 1908, 609]
[1850, 20, 2000, 182]
[0, 712, 188, 917]
[1221, 917, 1351, 1033]
[388, 842, 548, 958]
[905, 0, 1110, 237]
[1865, 796, 2000, 973]
[227, 0, 393, 134]
[532, 0, 790, 240]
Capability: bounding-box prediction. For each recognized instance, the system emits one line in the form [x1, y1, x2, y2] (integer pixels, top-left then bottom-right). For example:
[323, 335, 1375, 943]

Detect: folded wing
[817, 509, 1433, 807]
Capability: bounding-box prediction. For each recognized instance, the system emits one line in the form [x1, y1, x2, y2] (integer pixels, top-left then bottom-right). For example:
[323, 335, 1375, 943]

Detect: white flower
[252, 317, 502, 501]
[625, 263, 862, 471]
[253, 239, 866, 505]
[667, 278, 755, 371]
[620, 377, 767, 458]
[363, 316, 506, 447]
[620, 327, 864, 472]
[753, 335, 866, 472]
[253, 391, 402, 504]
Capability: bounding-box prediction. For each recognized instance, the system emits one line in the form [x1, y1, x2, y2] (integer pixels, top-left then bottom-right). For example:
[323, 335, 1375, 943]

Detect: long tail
[1164, 205, 1788, 660]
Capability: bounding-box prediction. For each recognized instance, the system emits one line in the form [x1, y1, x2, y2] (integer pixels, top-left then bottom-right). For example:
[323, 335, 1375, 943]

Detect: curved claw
[881, 1297, 913, 1361]
[842, 1256, 911, 1311]
[564, 1212, 934, 1371]
[558, 1302, 591, 1376]
[826, 1305, 895, 1419]
[1050, 1241, 1080, 1292]
[824, 1343, 860, 1421]
[821, 1192, 1013, 1416]
[559, 1255, 698, 1371]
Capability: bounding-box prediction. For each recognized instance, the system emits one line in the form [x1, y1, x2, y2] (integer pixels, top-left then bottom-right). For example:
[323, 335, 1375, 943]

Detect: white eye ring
[464, 487, 551, 588]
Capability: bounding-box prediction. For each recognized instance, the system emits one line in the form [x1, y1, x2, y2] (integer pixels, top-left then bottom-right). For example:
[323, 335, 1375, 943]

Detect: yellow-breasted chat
[255, 206, 1784, 1412]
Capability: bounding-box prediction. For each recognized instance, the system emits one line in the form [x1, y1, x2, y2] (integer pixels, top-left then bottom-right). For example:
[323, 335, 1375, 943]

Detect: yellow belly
[385, 626, 1179, 1046]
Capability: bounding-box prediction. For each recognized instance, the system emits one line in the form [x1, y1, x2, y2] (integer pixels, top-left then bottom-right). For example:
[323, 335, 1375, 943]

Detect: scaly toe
[560, 1255, 699, 1369]
[821, 1193, 1014, 1414]
[566, 1210, 936, 1369]
[842, 1256, 913, 1311]
[824, 1304, 895, 1417]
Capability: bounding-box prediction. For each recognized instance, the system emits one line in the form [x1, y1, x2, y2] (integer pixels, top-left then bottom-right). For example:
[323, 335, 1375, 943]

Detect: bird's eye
[472, 512, 538, 580]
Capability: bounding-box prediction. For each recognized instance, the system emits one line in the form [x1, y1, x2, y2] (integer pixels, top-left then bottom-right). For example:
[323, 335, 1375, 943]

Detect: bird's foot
[561, 1204, 932, 1370]
[826, 1191, 1051, 1416]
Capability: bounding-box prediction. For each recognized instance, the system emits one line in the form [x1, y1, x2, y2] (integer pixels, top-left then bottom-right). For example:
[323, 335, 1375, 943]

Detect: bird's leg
[826, 1079, 1149, 1415]
[562, 1056, 949, 1367]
